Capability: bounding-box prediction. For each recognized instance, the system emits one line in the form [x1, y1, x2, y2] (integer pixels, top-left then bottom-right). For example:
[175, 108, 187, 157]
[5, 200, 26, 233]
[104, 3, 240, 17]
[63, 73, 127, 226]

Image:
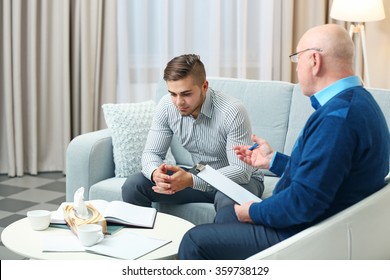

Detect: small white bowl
[27, 210, 52, 231]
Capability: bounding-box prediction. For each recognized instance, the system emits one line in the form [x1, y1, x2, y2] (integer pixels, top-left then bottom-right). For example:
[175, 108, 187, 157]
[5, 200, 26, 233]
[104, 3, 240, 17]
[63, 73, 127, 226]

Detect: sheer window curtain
[0, 0, 117, 177]
[116, 0, 294, 102]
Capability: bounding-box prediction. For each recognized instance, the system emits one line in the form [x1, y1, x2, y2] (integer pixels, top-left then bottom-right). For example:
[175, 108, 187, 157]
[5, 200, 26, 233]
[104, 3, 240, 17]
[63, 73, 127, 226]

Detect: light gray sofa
[66, 77, 390, 259]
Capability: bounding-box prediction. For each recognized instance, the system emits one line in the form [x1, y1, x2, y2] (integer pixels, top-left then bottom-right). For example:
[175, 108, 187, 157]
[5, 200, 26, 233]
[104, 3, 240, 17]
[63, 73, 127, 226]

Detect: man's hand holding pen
[233, 134, 275, 169]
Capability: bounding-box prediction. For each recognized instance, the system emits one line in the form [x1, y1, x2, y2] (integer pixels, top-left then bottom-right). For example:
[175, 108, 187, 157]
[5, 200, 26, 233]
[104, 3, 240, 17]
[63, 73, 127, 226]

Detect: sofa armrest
[66, 129, 115, 201]
[247, 183, 390, 259]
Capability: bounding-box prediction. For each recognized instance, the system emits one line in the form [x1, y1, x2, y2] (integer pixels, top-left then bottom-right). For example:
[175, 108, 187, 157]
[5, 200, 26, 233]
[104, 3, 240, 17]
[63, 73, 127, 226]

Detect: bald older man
[178, 24, 390, 260]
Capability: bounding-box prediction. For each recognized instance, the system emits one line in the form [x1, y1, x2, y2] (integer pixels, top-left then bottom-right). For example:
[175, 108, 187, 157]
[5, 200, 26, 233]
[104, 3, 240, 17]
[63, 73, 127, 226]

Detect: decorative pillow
[102, 101, 157, 178]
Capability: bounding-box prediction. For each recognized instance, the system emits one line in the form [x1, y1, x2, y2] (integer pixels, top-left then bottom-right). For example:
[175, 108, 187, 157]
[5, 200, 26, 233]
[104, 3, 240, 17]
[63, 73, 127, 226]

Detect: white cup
[27, 210, 51, 231]
[77, 224, 104, 247]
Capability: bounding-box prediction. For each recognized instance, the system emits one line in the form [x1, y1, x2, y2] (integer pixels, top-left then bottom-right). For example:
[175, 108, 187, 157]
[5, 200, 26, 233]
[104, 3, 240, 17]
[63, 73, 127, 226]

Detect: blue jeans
[178, 205, 284, 260]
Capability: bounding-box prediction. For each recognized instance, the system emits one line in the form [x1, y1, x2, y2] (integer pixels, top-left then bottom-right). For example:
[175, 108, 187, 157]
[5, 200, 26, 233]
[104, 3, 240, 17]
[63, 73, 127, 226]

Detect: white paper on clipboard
[189, 162, 262, 205]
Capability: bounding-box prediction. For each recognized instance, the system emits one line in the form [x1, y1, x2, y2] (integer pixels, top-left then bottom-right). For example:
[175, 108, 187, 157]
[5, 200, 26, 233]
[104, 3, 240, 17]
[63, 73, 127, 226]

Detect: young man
[178, 24, 390, 259]
[122, 54, 264, 211]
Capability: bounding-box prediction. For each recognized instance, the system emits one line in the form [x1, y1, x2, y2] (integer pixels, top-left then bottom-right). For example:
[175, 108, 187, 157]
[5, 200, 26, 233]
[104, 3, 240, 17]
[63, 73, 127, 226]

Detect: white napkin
[74, 187, 90, 219]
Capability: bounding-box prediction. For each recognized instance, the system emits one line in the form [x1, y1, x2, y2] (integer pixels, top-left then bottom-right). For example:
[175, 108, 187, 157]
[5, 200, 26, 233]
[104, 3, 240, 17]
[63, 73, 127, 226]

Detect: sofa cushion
[283, 84, 313, 155]
[102, 101, 156, 177]
[89, 177, 126, 201]
[207, 78, 294, 154]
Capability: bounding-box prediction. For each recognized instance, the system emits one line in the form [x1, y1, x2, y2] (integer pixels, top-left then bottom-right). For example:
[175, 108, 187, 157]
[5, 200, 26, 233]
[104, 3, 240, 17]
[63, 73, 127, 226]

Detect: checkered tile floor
[0, 172, 66, 260]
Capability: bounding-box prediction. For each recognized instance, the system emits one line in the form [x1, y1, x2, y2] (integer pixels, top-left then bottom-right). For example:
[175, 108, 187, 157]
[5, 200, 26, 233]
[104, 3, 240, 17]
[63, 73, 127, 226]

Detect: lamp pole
[349, 23, 370, 87]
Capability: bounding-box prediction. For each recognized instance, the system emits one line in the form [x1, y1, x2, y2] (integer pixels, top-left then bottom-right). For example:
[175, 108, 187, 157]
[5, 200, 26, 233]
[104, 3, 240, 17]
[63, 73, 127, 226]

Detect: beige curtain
[0, 0, 117, 177]
[268, 0, 330, 83]
[286, 0, 330, 83]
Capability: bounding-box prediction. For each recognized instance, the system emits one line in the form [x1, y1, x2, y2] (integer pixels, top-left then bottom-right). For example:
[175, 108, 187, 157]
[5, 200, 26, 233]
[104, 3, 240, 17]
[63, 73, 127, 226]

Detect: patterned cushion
[102, 101, 156, 177]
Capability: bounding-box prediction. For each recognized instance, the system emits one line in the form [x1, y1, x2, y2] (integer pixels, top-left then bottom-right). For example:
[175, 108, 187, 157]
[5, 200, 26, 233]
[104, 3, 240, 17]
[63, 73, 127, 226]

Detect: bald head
[295, 24, 355, 95]
[298, 24, 355, 74]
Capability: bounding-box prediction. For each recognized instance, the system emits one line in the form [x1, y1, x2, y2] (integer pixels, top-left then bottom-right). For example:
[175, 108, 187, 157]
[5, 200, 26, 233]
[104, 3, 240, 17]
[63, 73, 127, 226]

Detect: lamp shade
[330, 0, 385, 22]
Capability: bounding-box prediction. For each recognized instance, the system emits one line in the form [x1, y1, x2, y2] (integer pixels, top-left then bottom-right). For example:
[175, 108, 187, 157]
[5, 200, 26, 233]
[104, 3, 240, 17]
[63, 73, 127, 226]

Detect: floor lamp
[330, 0, 386, 87]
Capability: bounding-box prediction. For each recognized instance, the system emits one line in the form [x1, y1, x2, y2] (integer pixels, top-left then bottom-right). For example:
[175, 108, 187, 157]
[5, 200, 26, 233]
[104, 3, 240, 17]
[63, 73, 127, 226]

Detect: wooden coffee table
[1, 212, 194, 260]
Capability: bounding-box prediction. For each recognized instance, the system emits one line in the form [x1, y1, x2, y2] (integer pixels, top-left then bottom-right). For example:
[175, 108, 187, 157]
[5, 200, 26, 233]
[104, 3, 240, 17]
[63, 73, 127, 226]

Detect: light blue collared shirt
[310, 75, 362, 110]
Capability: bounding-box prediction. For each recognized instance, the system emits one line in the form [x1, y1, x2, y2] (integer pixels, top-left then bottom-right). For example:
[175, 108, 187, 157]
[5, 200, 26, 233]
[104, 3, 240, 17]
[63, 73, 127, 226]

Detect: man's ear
[312, 52, 322, 76]
[202, 80, 209, 92]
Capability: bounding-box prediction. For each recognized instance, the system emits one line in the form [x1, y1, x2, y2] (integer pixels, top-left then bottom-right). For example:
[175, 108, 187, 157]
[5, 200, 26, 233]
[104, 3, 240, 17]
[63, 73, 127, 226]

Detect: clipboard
[189, 162, 262, 205]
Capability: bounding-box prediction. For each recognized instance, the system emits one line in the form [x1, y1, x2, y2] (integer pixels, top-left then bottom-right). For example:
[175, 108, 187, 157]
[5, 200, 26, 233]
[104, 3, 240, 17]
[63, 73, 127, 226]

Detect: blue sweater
[249, 77, 390, 238]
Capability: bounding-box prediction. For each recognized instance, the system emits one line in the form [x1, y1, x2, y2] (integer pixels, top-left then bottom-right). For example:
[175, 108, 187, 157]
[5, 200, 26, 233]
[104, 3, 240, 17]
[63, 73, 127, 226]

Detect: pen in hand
[248, 143, 259, 151]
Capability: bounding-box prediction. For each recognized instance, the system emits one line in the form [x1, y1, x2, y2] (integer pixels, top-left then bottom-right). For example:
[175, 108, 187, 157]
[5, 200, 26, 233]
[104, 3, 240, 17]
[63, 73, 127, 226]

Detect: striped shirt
[141, 88, 264, 191]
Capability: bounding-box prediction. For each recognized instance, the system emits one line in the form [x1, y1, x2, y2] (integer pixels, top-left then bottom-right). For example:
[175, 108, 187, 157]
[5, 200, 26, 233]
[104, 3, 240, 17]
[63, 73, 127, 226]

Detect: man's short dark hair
[163, 54, 206, 86]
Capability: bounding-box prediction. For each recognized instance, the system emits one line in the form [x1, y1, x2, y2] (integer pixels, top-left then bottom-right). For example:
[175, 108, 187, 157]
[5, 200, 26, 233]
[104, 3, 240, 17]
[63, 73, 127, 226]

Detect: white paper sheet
[195, 164, 262, 205]
[42, 231, 171, 260]
[85, 232, 171, 260]
[43, 234, 84, 252]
